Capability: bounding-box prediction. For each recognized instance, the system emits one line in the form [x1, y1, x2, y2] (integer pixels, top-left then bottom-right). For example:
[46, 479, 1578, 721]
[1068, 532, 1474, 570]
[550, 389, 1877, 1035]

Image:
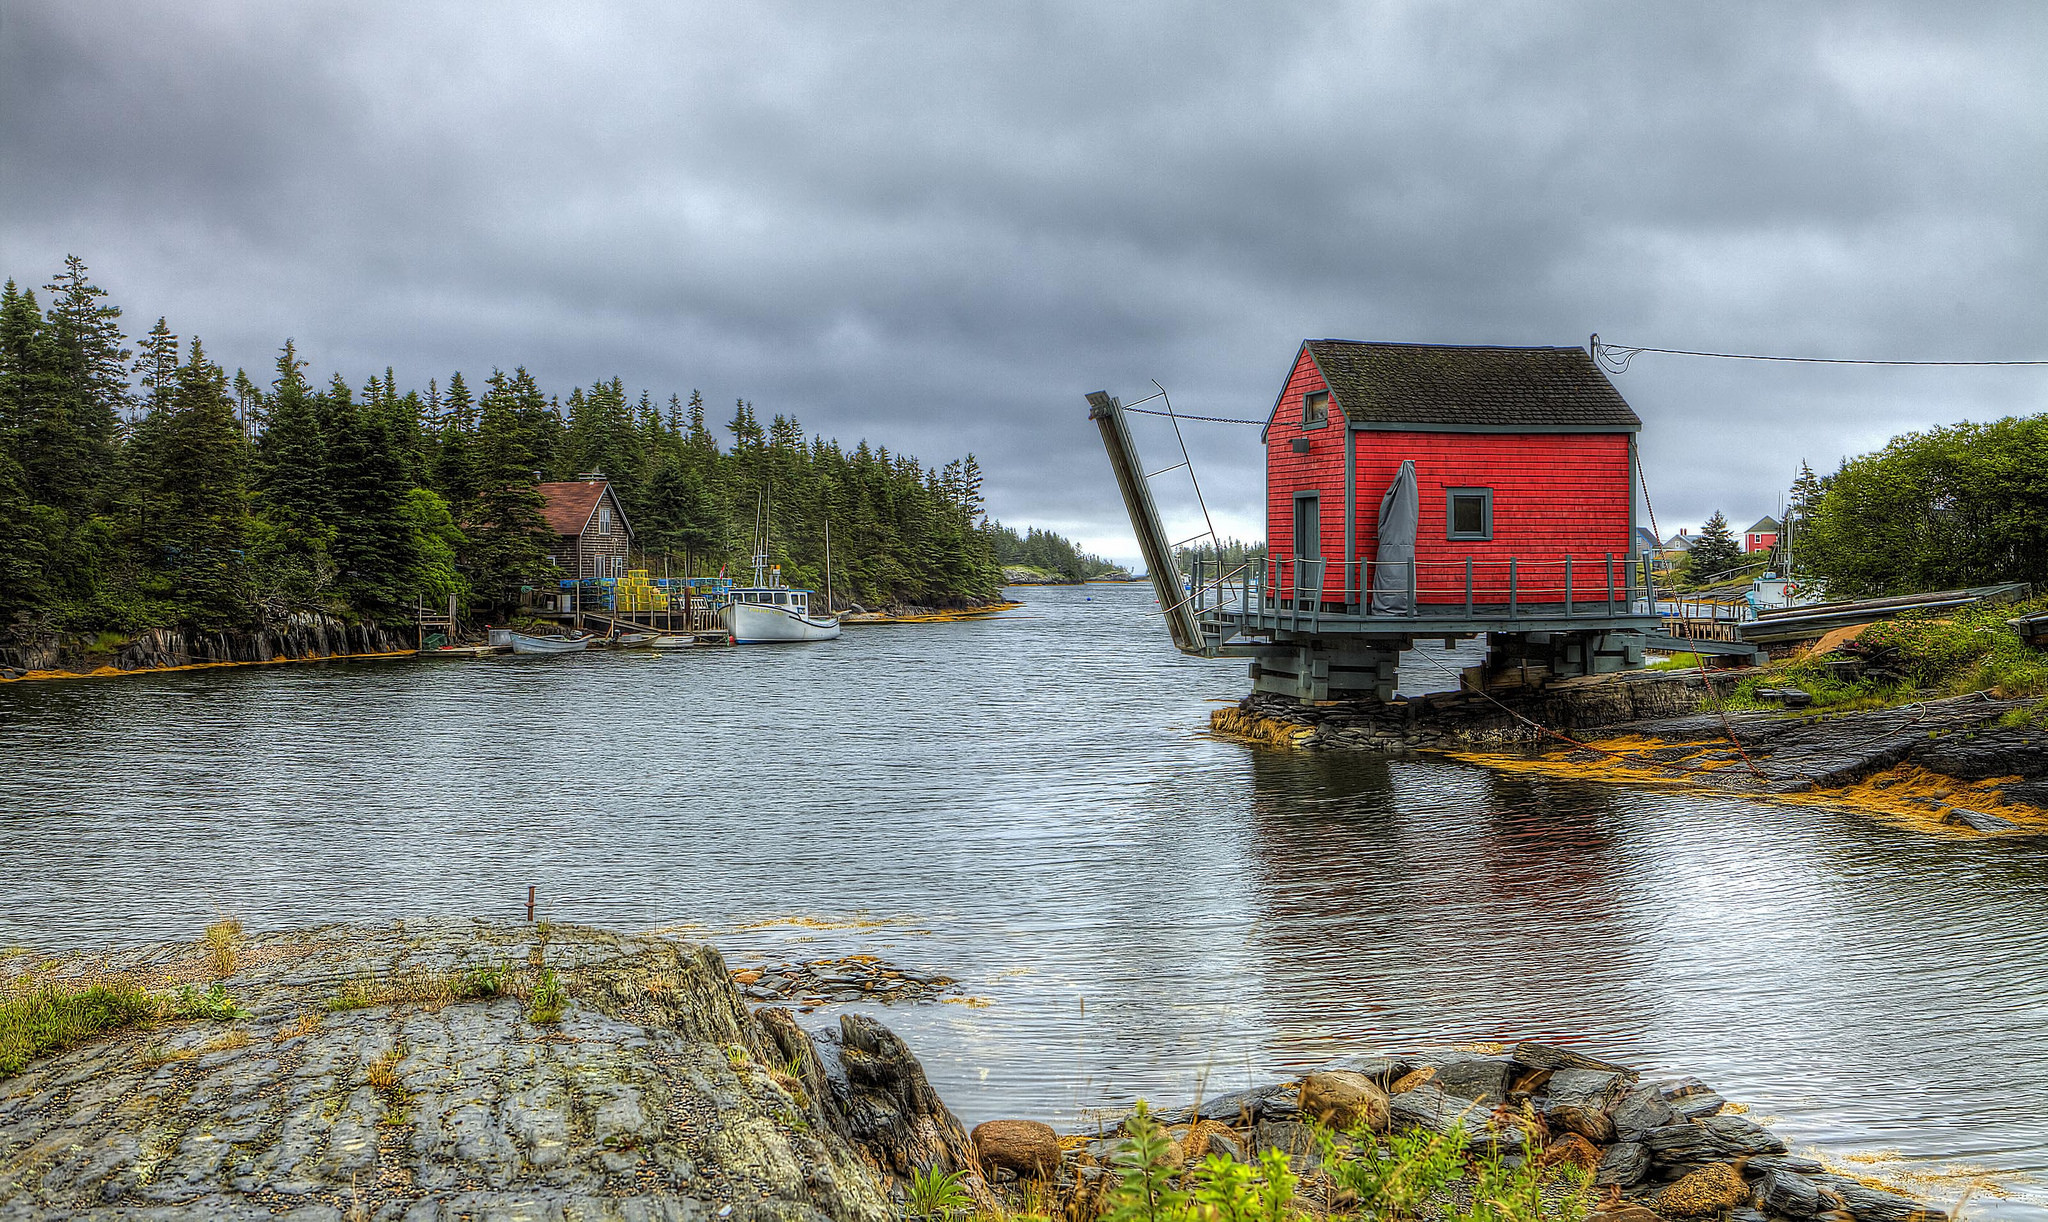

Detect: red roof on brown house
[536, 480, 621, 538]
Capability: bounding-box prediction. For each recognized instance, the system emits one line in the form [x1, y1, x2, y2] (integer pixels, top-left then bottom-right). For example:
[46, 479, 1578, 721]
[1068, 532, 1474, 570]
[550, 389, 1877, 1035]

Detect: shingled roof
[536, 479, 624, 538]
[1288, 340, 1641, 432]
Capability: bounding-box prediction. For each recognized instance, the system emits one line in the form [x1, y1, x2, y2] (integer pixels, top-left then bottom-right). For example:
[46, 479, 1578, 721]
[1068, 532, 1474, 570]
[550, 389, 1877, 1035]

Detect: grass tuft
[527, 968, 568, 1024]
[0, 980, 161, 1078]
[203, 918, 242, 979]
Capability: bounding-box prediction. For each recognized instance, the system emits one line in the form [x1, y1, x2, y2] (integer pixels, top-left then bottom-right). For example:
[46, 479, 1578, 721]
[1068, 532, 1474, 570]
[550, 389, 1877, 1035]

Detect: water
[2, 584, 2043, 1215]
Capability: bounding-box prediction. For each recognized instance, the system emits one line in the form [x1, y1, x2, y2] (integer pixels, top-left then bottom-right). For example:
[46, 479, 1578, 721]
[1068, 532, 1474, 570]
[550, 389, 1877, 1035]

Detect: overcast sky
[4, 2, 2043, 563]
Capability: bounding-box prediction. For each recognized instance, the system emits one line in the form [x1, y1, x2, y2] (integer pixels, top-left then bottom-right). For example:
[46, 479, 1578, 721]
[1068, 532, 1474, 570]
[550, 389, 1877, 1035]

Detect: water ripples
[2, 584, 2044, 1216]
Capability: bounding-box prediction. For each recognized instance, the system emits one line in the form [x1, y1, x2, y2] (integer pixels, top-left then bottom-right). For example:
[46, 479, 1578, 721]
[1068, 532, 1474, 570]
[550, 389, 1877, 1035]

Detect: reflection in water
[0, 584, 2044, 1218]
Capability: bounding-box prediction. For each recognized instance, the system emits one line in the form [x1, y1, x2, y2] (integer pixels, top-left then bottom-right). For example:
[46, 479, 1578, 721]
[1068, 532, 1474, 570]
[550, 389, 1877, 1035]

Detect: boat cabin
[730, 586, 814, 613]
[1261, 340, 1643, 614]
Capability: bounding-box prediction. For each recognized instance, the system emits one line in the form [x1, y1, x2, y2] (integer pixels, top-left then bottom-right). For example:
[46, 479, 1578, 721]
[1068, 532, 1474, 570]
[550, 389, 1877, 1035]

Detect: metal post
[1565, 557, 1574, 617]
[1509, 559, 1519, 618]
[1606, 554, 1615, 617]
[1465, 557, 1474, 616]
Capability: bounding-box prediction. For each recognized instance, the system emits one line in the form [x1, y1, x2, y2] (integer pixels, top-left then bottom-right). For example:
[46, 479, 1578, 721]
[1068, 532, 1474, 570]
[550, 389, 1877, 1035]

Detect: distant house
[537, 477, 633, 580]
[1633, 527, 1661, 560]
[1743, 515, 1782, 554]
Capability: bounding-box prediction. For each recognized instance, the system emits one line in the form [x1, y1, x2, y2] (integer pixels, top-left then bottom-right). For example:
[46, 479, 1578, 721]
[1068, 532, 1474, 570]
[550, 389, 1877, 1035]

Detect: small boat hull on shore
[509, 632, 591, 655]
[650, 635, 697, 650]
[612, 633, 657, 648]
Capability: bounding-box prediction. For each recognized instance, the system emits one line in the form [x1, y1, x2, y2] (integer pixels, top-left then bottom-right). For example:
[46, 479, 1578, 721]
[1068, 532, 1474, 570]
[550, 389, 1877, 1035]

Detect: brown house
[537, 478, 633, 580]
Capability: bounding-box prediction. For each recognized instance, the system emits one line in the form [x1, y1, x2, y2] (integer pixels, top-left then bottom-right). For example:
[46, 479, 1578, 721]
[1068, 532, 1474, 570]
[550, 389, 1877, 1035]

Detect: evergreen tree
[1686, 511, 1744, 581]
[149, 338, 248, 627]
[323, 378, 414, 613]
[431, 370, 479, 511]
[132, 317, 180, 418]
[465, 370, 551, 612]
[41, 255, 131, 448]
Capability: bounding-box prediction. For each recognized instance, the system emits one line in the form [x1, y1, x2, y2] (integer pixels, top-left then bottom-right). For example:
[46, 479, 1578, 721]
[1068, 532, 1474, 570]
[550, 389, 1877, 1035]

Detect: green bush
[1101, 1101, 1589, 1222]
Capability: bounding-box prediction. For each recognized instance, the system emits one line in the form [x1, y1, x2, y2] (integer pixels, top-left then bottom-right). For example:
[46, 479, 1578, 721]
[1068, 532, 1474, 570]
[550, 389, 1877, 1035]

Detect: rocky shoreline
[1212, 679, 2048, 833]
[0, 614, 416, 683]
[0, 921, 1955, 1222]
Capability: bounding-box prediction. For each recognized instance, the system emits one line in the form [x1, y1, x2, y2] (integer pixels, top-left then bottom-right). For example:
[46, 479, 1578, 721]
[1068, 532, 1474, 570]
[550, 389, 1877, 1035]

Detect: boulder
[1539, 1133, 1602, 1172]
[1251, 1119, 1314, 1159]
[1815, 1175, 1939, 1222]
[1757, 1168, 1823, 1217]
[1154, 1083, 1294, 1127]
[1942, 807, 2018, 831]
[1594, 1142, 1651, 1188]
[1745, 1153, 1825, 1178]
[1549, 1068, 1629, 1108]
[1606, 1086, 1678, 1140]
[1549, 1104, 1616, 1144]
[1645, 1122, 1732, 1167]
[1389, 1083, 1524, 1154]
[1206, 1128, 1248, 1163]
[1389, 1066, 1437, 1095]
[1661, 1077, 1727, 1120]
[1431, 1055, 1513, 1103]
[1654, 1162, 1749, 1216]
[1299, 1070, 1390, 1132]
[972, 1120, 1060, 1179]
[1546, 1067, 1626, 1141]
[1702, 1113, 1787, 1155]
[1512, 1041, 1637, 1076]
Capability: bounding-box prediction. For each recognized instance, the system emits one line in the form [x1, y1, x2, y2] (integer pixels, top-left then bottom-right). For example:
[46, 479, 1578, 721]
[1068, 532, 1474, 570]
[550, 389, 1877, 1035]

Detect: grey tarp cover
[1372, 459, 1418, 615]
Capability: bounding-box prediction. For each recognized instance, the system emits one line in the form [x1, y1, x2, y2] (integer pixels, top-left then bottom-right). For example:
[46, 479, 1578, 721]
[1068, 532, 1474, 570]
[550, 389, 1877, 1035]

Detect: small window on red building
[1301, 390, 1329, 429]
[1446, 488, 1493, 541]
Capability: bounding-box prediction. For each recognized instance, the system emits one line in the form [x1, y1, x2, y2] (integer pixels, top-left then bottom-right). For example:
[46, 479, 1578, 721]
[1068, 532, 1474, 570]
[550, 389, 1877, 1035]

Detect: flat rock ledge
[0, 921, 986, 1222]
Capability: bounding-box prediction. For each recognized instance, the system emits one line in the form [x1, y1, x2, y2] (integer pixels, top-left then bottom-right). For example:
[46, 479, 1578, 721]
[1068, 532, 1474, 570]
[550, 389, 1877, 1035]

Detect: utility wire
[1593, 334, 2048, 375]
[1125, 404, 1264, 426]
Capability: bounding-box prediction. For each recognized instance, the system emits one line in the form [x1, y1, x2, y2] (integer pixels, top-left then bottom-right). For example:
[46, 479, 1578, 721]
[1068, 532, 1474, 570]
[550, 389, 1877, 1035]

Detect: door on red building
[1293, 493, 1322, 605]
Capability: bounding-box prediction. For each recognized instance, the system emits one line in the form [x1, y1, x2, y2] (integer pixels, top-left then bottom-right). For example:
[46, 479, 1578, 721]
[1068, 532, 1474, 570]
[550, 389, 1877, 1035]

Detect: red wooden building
[1259, 340, 1642, 611]
[1089, 340, 1678, 703]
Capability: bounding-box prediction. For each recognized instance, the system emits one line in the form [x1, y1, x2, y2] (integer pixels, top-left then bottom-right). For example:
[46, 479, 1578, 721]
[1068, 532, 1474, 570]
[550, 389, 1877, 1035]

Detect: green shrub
[1099, 1100, 1591, 1222]
[905, 1165, 973, 1222]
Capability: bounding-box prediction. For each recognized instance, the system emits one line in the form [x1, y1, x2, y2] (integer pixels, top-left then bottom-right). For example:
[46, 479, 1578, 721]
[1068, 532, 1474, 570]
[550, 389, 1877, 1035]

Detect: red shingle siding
[1266, 419, 1634, 604]
[1264, 349, 1352, 599]
[1351, 432, 1633, 603]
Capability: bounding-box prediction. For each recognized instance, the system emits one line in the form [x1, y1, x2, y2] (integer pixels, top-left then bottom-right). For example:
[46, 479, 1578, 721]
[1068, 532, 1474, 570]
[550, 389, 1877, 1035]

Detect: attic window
[1302, 390, 1330, 429]
[597, 506, 613, 535]
[1446, 488, 1493, 541]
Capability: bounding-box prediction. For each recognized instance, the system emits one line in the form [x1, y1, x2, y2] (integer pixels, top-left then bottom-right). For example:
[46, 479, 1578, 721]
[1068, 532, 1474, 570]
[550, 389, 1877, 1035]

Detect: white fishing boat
[718, 493, 843, 644]
[649, 634, 698, 650]
[721, 581, 841, 643]
[508, 631, 591, 655]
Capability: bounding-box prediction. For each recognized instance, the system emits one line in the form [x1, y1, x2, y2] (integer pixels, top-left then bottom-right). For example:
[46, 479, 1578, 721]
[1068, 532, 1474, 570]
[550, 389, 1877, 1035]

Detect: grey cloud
[4, 1, 2044, 564]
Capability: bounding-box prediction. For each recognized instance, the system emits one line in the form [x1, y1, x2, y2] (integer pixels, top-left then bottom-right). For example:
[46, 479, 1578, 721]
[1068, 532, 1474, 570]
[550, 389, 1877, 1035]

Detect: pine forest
[0, 258, 1102, 638]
